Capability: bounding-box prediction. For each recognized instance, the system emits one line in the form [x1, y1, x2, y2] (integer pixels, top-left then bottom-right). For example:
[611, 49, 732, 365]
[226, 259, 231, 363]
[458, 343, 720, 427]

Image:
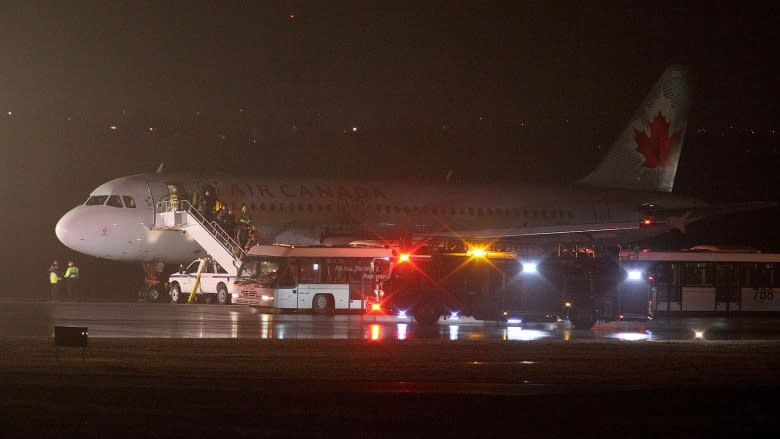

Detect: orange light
[643, 219, 653, 225]
[371, 303, 381, 312]
[398, 253, 411, 263]
[370, 324, 381, 341]
[467, 248, 487, 257]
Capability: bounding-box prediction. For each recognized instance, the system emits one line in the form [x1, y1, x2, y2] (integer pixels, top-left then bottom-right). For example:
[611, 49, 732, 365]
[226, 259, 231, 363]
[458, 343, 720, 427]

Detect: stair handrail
[156, 199, 247, 268]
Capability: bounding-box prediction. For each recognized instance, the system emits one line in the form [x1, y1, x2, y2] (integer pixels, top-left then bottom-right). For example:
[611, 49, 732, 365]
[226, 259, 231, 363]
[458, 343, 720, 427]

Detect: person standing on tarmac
[49, 260, 61, 301]
[64, 260, 80, 301]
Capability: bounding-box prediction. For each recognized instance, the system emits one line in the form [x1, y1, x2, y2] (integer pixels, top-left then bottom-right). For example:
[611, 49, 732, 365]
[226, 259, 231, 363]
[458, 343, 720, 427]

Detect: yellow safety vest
[49, 271, 59, 284]
[65, 266, 79, 279]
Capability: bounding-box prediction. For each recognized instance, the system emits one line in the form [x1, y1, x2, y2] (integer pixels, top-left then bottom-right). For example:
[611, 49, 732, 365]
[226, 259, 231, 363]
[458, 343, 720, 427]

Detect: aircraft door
[146, 179, 170, 208]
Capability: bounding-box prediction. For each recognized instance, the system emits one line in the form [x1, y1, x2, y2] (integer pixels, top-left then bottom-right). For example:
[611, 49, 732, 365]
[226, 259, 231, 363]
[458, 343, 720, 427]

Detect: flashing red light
[618, 313, 625, 320]
[642, 219, 653, 225]
[370, 303, 382, 312]
[398, 253, 411, 263]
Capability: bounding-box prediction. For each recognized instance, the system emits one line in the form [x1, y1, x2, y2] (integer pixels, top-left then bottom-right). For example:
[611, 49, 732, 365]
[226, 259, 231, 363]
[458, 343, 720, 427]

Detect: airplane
[55, 65, 774, 298]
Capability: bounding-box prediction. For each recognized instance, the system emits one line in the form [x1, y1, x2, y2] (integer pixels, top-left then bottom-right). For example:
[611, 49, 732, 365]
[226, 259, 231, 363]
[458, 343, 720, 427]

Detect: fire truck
[378, 247, 651, 328]
[378, 250, 520, 325]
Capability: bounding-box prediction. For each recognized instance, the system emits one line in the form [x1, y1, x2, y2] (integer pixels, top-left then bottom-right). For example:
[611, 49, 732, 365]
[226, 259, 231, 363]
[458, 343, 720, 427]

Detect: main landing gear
[139, 262, 165, 302]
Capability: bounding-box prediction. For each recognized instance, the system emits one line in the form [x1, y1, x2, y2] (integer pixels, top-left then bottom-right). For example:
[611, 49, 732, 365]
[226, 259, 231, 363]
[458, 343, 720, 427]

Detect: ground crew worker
[64, 260, 80, 300]
[237, 203, 253, 248]
[49, 260, 61, 301]
[169, 186, 179, 211]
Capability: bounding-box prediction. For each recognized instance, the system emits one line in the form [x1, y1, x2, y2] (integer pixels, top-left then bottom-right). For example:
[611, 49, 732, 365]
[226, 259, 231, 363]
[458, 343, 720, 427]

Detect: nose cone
[55, 207, 86, 253]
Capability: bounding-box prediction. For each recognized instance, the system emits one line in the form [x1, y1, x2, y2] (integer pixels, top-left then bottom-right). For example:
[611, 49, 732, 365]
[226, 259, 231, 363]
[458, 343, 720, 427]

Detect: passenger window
[85, 195, 108, 206]
[106, 195, 123, 208]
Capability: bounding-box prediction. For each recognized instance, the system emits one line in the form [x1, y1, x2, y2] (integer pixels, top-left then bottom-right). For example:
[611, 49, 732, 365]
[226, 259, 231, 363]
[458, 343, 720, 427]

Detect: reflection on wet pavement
[1, 300, 779, 341]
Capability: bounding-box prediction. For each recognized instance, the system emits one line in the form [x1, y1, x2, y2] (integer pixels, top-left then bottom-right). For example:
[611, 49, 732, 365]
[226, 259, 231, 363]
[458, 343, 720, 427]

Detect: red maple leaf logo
[634, 112, 681, 168]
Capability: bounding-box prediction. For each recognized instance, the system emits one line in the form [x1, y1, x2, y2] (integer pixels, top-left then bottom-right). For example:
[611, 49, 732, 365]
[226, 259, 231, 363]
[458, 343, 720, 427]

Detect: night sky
[1, 1, 778, 298]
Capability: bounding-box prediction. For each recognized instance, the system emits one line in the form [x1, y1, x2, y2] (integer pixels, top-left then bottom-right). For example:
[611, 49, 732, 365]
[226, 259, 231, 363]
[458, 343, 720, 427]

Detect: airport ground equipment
[153, 200, 245, 277]
[54, 326, 88, 360]
[379, 248, 654, 329]
[619, 247, 780, 314]
[233, 245, 394, 312]
[168, 257, 236, 304]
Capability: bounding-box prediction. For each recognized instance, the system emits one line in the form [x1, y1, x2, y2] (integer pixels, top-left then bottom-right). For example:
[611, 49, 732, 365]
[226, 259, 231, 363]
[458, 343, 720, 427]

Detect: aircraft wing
[669, 201, 777, 222]
[419, 222, 645, 240]
[419, 201, 777, 241]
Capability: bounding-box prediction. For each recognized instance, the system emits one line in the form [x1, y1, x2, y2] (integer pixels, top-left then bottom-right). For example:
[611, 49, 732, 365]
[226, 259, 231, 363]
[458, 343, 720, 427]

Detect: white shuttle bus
[620, 246, 780, 313]
[234, 245, 395, 312]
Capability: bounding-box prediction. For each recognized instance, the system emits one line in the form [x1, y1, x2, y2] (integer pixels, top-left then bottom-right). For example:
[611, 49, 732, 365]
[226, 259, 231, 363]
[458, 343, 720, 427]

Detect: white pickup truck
[167, 258, 236, 305]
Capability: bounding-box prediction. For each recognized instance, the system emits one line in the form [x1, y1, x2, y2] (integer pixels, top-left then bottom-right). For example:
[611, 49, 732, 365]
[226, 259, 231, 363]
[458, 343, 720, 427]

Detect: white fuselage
[55, 173, 709, 264]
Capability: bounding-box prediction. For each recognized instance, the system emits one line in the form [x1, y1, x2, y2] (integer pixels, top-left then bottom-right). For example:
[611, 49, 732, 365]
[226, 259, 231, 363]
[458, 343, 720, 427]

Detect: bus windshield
[238, 257, 283, 287]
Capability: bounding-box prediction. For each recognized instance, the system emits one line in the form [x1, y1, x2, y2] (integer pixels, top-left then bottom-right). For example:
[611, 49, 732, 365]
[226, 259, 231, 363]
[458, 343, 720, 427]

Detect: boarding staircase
[153, 200, 246, 274]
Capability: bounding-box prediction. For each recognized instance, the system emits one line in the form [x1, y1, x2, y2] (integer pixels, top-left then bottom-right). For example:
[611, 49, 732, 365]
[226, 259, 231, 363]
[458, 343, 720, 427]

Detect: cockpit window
[85, 195, 108, 206]
[106, 195, 124, 208]
[122, 196, 136, 208]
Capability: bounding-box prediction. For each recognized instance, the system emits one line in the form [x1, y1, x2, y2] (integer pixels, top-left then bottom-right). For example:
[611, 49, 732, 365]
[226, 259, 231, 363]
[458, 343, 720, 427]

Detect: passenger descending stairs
[153, 200, 246, 275]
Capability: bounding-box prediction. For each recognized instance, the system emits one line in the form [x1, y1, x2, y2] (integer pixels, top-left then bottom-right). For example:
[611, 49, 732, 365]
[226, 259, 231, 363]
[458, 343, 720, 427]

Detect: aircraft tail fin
[580, 65, 692, 192]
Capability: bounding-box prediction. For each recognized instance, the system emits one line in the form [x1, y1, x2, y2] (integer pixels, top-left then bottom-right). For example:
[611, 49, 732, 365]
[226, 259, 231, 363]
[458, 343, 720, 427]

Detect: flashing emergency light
[398, 253, 411, 263]
[370, 303, 382, 312]
[522, 262, 538, 274]
[627, 270, 643, 281]
[398, 310, 407, 319]
[467, 248, 487, 257]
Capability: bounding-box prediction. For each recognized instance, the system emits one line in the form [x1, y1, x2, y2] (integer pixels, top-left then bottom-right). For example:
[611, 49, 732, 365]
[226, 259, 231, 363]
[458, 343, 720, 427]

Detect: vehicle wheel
[413, 300, 441, 326]
[170, 284, 183, 303]
[147, 288, 160, 303]
[217, 285, 230, 305]
[312, 294, 332, 314]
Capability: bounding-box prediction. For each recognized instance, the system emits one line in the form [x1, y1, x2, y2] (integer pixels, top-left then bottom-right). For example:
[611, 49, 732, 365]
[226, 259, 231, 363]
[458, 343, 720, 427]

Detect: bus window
[298, 258, 322, 283]
[323, 258, 348, 284]
[683, 262, 713, 287]
[746, 263, 777, 288]
[276, 260, 297, 288]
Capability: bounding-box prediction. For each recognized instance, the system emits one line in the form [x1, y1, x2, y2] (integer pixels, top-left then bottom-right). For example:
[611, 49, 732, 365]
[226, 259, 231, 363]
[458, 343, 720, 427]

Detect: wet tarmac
[2, 299, 779, 437]
[2, 299, 779, 341]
